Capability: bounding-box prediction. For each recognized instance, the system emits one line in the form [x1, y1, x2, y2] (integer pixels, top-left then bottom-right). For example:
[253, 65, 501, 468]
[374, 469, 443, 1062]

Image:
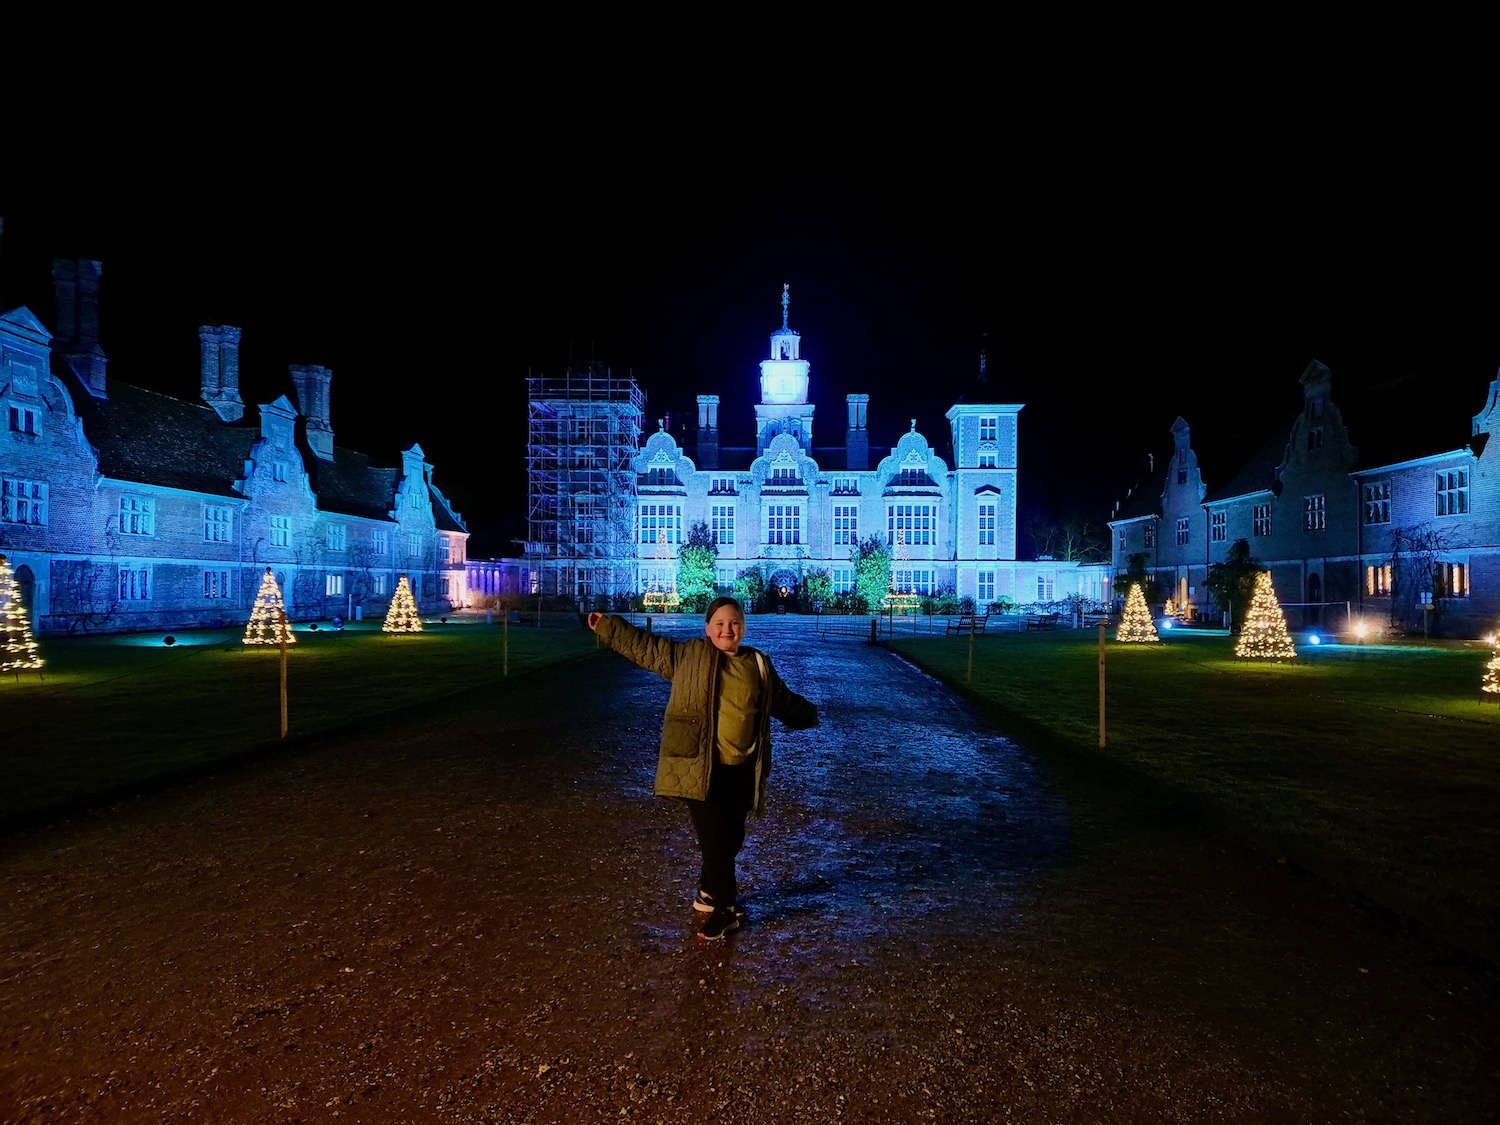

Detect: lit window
[1209, 511, 1226, 543]
[977, 503, 995, 546]
[833, 504, 858, 546]
[639, 503, 681, 545]
[1363, 481, 1390, 524]
[1176, 517, 1190, 546]
[119, 496, 155, 536]
[118, 566, 152, 601]
[271, 515, 291, 548]
[327, 524, 347, 551]
[978, 570, 995, 603]
[766, 504, 801, 545]
[979, 416, 997, 441]
[1437, 470, 1469, 516]
[1, 478, 48, 525]
[408, 535, 422, 558]
[1144, 523, 1156, 548]
[1434, 561, 1468, 598]
[372, 528, 388, 555]
[1037, 573, 1054, 601]
[205, 505, 233, 542]
[203, 570, 231, 598]
[1253, 505, 1272, 537]
[372, 573, 386, 596]
[326, 573, 344, 596]
[1366, 564, 1392, 596]
[711, 504, 736, 546]
[440, 536, 452, 563]
[887, 504, 934, 546]
[1304, 494, 1326, 531]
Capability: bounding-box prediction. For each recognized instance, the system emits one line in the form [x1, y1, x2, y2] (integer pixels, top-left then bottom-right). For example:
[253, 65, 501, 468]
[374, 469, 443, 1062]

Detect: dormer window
[710, 476, 737, 494]
[769, 466, 798, 486]
[8, 405, 39, 435]
[831, 477, 859, 495]
[979, 416, 997, 441]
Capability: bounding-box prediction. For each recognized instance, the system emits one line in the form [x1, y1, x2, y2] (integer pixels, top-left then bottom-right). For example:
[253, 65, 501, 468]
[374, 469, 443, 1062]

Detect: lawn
[887, 627, 1500, 975]
[0, 618, 599, 833]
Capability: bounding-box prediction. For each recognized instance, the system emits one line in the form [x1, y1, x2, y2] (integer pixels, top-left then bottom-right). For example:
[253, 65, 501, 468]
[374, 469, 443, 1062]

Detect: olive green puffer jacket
[594, 615, 819, 815]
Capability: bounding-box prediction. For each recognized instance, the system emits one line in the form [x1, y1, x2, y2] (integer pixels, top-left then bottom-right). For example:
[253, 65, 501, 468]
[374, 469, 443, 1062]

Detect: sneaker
[692, 889, 718, 913]
[697, 906, 743, 942]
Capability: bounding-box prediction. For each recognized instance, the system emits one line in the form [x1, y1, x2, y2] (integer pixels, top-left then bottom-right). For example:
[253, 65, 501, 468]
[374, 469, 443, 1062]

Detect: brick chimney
[288, 364, 334, 460]
[845, 394, 869, 470]
[695, 394, 719, 470]
[199, 326, 244, 422]
[51, 259, 107, 397]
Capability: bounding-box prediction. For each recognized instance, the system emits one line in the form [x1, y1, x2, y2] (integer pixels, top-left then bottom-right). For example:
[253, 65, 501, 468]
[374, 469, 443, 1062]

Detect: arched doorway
[13, 563, 36, 621]
[767, 569, 799, 613]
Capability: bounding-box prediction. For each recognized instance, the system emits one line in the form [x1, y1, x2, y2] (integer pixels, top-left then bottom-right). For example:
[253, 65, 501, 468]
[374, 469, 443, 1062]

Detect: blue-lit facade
[520, 287, 1109, 610]
[0, 259, 470, 635]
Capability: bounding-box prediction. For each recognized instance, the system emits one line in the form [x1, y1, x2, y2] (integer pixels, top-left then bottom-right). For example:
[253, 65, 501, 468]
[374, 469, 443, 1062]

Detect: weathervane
[781, 283, 790, 330]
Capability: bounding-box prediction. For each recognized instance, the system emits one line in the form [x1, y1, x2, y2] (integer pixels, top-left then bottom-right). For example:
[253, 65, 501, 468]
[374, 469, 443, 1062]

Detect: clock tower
[755, 283, 814, 455]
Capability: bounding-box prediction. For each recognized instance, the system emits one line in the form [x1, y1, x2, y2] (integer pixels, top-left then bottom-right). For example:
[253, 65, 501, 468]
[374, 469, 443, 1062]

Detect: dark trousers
[684, 757, 757, 907]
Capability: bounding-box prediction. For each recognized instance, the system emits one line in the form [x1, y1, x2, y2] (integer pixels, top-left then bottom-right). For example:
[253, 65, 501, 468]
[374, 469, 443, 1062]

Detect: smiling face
[705, 604, 746, 655]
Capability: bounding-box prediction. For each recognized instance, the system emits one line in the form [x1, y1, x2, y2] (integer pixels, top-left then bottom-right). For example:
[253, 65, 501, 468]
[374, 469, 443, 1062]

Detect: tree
[1023, 505, 1110, 563]
[243, 568, 296, 646]
[802, 567, 833, 610]
[732, 565, 766, 611]
[1388, 524, 1453, 631]
[851, 534, 892, 614]
[1205, 538, 1261, 631]
[1116, 582, 1160, 643]
[1112, 552, 1159, 610]
[0, 554, 44, 676]
[677, 520, 718, 614]
[1235, 571, 1297, 660]
[383, 574, 423, 633]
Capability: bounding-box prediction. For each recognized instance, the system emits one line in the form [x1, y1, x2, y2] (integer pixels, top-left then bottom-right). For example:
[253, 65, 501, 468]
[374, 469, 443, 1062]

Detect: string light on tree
[1235, 571, 1297, 660]
[243, 567, 295, 646]
[1115, 582, 1160, 643]
[383, 574, 423, 633]
[0, 554, 44, 677]
[1163, 597, 1179, 619]
[1482, 645, 1500, 698]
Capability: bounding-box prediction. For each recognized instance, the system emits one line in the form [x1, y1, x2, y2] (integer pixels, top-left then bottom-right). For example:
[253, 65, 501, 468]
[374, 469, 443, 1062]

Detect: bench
[1025, 612, 1060, 631]
[1081, 612, 1115, 629]
[945, 613, 990, 636]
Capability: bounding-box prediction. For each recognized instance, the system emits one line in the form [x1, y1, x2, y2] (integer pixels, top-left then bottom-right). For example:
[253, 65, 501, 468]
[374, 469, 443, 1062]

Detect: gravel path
[2, 621, 1496, 1123]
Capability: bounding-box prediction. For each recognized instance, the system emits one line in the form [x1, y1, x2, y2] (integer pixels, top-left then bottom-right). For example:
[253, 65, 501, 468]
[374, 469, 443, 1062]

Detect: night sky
[4, 104, 1497, 558]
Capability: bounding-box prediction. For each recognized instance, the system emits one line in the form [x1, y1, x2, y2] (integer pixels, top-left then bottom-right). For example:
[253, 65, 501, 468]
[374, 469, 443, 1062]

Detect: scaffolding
[525, 363, 644, 605]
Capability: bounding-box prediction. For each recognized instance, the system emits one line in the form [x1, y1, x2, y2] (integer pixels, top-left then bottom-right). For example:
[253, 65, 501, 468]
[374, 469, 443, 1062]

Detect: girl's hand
[587, 612, 604, 631]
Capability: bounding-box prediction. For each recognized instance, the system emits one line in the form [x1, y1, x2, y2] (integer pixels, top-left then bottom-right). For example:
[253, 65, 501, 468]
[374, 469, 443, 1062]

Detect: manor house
[516, 286, 1108, 611]
[1, 258, 470, 635]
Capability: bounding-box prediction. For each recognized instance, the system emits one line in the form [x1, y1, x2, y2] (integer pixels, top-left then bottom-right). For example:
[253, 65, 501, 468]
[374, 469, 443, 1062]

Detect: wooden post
[1097, 622, 1106, 748]
[967, 622, 975, 683]
[279, 608, 289, 740]
[503, 611, 509, 678]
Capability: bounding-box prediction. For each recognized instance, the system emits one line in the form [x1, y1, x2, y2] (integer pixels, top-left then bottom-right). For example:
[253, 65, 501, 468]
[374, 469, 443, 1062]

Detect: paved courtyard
[1, 617, 1496, 1122]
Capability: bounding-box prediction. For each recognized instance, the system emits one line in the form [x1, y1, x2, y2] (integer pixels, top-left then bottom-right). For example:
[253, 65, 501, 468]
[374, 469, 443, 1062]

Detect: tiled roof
[1203, 419, 1294, 504]
[305, 447, 400, 521]
[75, 381, 254, 497]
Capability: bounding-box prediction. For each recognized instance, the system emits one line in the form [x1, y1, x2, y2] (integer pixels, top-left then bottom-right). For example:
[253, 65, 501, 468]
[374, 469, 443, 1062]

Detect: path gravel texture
[2, 618, 1496, 1123]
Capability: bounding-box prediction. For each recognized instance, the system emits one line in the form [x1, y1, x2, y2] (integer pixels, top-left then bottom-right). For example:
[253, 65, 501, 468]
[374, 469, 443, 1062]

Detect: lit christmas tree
[1483, 648, 1500, 698]
[243, 567, 295, 646]
[383, 573, 423, 633]
[0, 553, 44, 678]
[1235, 570, 1297, 660]
[1163, 597, 1179, 618]
[1115, 582, 1160, 643]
